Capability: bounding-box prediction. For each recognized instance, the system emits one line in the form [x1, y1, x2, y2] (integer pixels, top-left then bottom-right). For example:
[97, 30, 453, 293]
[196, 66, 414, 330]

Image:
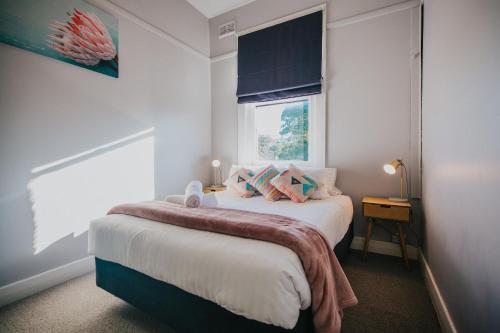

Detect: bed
[89, 190, 354, 333]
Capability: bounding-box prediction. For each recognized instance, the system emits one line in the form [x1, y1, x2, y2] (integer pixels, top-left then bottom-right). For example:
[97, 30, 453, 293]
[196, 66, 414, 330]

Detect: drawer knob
[380, 204, 391, 208]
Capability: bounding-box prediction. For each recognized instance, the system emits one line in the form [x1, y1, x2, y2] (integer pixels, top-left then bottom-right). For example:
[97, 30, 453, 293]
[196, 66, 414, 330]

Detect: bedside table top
[203, 185, 226, 193]
[362, 196, 411, 208]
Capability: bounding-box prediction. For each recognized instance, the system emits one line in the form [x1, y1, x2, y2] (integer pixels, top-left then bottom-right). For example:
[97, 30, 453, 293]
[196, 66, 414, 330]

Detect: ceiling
[185, 0, 255, 18]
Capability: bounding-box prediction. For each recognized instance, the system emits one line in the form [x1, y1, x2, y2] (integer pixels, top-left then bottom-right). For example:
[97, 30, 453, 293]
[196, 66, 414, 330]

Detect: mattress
[88, 192, 353, 329]
[214, 190, 353, 248]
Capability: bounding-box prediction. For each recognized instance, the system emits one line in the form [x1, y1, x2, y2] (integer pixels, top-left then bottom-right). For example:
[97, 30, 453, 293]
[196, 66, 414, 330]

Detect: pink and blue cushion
[228, 168, 256, 197]
[248, 165, 283, 201]
[271, 165, 318, 203]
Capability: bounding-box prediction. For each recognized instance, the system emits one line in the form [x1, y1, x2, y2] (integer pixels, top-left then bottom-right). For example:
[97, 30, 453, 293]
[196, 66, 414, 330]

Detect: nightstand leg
[397, 223, 410, 270]
[363, 218, 373, 260]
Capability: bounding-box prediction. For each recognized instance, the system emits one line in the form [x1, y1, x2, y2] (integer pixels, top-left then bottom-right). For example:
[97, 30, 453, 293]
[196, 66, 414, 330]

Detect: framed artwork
[0, 0, 119, 78]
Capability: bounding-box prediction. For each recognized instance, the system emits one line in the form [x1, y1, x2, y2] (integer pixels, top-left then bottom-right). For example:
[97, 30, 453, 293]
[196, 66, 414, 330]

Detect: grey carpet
[0, 251, 441, 333]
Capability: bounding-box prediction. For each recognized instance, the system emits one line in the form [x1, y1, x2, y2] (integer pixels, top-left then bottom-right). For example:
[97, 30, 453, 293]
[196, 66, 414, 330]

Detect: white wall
[110, 0, 210, 56]
[0, 0, 211, 287]
[0, 0, 424, 292]
[210, 0, 421, 242]
[422, 0, 500, 331]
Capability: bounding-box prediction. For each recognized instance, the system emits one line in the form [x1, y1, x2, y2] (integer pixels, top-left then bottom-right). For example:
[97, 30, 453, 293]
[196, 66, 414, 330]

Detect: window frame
[237, 94, 326, 168]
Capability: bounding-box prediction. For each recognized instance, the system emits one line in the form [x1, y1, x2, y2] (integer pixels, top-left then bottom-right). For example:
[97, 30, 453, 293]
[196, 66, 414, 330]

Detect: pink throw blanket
[108, 201, 357, 333]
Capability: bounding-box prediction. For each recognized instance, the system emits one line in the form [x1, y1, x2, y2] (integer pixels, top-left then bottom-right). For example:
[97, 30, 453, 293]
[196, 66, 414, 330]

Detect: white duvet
[88, 191, 353, 329]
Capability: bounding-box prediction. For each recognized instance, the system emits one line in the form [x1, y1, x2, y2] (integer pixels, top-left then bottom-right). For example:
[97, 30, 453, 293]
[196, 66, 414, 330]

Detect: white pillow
[309, 182, 330, 200]
[302, 167, 342, 197]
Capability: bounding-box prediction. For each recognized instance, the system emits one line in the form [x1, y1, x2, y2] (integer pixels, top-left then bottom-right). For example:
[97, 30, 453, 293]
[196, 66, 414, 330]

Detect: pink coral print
[48, 9, 117, 70]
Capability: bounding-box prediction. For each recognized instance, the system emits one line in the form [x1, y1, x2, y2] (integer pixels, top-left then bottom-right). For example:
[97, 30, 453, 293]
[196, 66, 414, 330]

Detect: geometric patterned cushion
[228, 168, 256, 197]
[271, 164, 318, 203]
[247, 165, 283, 201]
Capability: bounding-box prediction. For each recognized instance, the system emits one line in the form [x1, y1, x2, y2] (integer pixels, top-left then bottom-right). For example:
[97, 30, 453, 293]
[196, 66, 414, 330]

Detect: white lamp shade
[211, 159, 221, 168]
[383, 164, 396, 174]
[383, 160, 401, 175]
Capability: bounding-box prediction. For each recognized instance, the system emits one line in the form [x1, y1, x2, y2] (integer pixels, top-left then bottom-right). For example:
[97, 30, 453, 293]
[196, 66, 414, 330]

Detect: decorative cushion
[248, 165, 283, 201]
[227, 168, 256, 197]
[224, 164, 287, 186]
[224, 165, 256, 186]
[271, 164, 318, 203]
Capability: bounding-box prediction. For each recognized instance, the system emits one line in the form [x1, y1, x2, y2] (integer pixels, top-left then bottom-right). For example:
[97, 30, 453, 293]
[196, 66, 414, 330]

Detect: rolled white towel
[165, 195, 186, 206]
[201, 192, 218, 208]
[184, 181, 203, 208]
[165, 193, 218, 208]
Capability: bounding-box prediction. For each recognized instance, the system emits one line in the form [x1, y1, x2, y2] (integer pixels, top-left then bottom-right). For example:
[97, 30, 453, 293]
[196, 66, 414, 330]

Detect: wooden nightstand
[203, 185, 227, 193]
[362, 196, 412, 269]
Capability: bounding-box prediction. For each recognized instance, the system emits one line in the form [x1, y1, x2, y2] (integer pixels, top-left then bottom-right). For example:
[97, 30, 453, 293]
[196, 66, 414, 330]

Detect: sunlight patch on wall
[28, 129, 155, 254]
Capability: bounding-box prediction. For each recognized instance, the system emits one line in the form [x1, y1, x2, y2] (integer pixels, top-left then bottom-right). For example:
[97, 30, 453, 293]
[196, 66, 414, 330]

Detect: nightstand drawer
[363, 203, 410, 221]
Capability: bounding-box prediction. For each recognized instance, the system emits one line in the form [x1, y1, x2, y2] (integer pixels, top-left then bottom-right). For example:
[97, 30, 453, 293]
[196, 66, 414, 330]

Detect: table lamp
[211, 159, 223, 187]
[383, 159, 409, 203]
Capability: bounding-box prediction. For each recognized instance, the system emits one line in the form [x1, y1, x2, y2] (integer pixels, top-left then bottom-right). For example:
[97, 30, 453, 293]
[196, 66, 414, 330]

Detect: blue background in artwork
[0, 0, 119, 78]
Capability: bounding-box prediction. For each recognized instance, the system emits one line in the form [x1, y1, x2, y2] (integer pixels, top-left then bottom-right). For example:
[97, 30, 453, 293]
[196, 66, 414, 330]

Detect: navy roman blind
[236, 11, 323, 104]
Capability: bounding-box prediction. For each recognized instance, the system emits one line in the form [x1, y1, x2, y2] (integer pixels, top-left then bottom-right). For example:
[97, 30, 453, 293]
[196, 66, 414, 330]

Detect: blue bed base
[95, 221, 354, 333]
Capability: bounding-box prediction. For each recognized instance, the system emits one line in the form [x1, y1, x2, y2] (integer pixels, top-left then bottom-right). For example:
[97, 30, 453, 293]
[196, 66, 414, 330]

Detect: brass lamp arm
[399, 161, 410, 201]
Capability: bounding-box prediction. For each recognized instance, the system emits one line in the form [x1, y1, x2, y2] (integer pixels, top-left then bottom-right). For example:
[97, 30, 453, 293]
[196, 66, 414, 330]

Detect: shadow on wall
[28, 128, 155, 255]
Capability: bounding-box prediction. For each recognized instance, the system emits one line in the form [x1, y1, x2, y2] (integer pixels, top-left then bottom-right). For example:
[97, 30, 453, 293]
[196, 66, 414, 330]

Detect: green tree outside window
[258, 101, 309, 161]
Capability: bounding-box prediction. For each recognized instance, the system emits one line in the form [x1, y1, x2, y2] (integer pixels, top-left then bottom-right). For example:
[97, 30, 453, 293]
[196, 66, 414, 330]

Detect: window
[256, 99, 309, 162]
[238, 95, 325, 168]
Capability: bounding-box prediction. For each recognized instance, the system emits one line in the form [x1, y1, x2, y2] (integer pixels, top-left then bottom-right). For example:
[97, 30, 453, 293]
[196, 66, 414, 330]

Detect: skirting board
[350, 236, 419, 260]
[0, 256, 95, 308]
[419, 250, 458, 333]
